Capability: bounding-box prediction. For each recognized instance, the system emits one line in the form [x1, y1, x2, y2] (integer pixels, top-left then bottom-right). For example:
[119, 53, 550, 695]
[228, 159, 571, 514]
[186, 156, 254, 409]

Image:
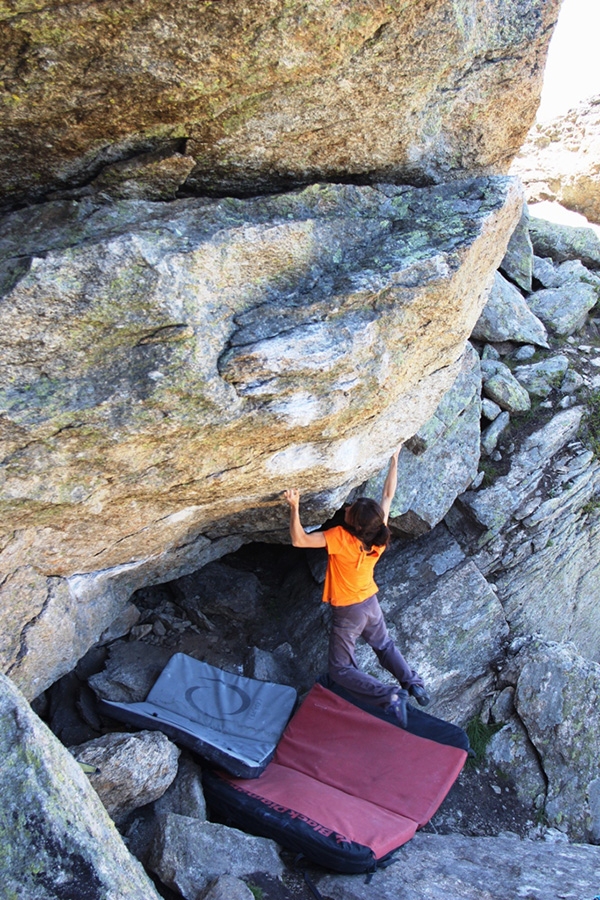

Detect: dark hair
[344, 497, 390, 551]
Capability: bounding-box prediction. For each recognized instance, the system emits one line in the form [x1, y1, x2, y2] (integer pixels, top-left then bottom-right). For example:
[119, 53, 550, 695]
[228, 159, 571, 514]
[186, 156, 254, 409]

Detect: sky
[537, 0, 600, 121]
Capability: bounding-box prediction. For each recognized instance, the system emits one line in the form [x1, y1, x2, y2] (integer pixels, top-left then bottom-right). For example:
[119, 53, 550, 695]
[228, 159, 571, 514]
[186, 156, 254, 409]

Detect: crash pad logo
[185, 678, 252, 718]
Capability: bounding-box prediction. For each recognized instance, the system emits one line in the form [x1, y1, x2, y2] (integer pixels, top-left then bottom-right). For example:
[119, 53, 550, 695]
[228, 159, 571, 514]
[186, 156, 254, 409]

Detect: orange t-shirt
[322, 526, 385, 607]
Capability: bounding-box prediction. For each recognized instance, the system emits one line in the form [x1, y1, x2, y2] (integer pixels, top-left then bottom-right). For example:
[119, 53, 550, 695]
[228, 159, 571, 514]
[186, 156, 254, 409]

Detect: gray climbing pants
[328, 593, 423, 707]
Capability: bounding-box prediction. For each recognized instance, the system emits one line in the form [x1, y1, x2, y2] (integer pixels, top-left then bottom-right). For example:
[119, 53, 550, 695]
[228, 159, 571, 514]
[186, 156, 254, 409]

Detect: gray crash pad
[100, 653, 297, 778]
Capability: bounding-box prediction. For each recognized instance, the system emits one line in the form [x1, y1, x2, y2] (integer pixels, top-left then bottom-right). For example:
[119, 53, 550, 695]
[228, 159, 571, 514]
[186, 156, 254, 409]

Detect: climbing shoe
[409, 684, 431, 707]
[387, 690, 408, 728]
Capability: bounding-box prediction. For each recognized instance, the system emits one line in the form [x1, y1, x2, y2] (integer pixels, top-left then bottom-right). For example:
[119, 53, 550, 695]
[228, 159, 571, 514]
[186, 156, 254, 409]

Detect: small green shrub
[479, 458, 500, 487]
[582, 497, 600, 516]
[465, 716, 503, 764]
[579, 389, 600, 459]
[247, 885, 264, 900]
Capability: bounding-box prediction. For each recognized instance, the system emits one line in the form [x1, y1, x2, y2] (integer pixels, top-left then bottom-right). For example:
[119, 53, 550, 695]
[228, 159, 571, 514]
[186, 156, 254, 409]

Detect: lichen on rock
[0, 176, 523, 697]
[0, 0, 560, 208]
[0, 672, 161, 899]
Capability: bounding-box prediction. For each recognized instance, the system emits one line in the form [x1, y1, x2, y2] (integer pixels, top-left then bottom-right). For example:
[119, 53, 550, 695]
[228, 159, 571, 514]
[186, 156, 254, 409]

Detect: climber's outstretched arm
[380, 447, 402, 525]
[284, 489, 327, 548]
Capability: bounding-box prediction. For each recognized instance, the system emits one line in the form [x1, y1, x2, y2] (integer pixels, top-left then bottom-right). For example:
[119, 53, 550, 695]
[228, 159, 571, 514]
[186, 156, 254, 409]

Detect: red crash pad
[216, 683, 467, 862]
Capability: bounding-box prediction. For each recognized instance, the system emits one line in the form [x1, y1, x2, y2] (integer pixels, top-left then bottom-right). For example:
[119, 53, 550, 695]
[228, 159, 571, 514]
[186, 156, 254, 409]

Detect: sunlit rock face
[0, 177, 523, 697]
[511, 96, 600, 225]
[0, 0, 559, 207]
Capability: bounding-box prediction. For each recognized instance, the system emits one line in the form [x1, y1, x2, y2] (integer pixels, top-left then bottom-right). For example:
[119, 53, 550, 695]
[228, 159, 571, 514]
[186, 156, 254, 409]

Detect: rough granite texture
[149, 813, 284, 899]
[508, 640, 600, 843]
[499, 207, 533, 291]
[527, 282, 599, 335]
[481, 361, 531, 413]
[0, 176, 523, 698]
[317, 832, 600, 900]
[472, 270, 548, 346]
[380, 557, 509, 726]
[72, 730, 180, 825]
[513, 354, 569, 396]
[0, 0, 560, 207]
[0, 672, 161, 900]
[449, 407, 600, 662]
[365, 342, 482, 536]
[528, 215, 600, 270]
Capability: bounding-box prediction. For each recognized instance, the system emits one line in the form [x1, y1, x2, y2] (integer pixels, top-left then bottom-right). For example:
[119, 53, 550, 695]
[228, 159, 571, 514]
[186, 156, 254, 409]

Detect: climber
[284, 448, 430, 727]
